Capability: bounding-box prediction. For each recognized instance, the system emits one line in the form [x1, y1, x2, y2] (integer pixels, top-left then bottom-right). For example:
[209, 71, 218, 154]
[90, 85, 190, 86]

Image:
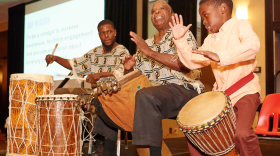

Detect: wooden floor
[116, 138, 280, 156]
[1, 137, 280, 156]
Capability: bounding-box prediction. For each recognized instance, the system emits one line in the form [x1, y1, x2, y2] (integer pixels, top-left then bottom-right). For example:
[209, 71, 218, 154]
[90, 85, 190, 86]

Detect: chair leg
[88, 133, 93, 154]
[125, 132, 128, 149]
[116, 129, 121, 156]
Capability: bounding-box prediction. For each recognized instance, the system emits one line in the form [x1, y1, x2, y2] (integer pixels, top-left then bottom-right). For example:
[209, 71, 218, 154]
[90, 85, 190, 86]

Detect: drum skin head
[37, 94, 78, 97]
[10, 73, 53, 82]
[179, 91, 226, 127]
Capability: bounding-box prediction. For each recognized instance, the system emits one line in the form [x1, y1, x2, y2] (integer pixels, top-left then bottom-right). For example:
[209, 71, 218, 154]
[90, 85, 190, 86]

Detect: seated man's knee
[135, 88, 160, 109]
[136, 87, 153, 99]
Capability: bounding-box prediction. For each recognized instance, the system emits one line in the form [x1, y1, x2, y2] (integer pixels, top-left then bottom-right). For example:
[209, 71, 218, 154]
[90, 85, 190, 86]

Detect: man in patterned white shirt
[122, 1, 204, 155]
[46, 19, 129, 83]
[45, 19, 129, 156]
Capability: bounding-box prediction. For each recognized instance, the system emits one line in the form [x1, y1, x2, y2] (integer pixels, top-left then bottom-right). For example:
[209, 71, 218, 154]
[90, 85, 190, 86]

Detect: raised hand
[130, 32, 153, 56]
[122, 55, 136, 70]
[192, 50, 220, 62]
[169, 14, 192, 40]
[45, 55, 57, 65]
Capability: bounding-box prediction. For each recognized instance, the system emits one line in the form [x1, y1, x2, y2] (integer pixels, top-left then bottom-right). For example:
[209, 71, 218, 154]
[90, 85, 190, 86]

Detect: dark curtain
[168, 0, 197, 38]
[105, 0, 137, 55]
[4, 3, 25, 132]
[105, 0, 136, 139]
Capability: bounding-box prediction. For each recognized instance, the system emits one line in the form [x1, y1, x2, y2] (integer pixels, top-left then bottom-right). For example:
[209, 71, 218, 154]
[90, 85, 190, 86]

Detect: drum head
[117, 70, 142, 85]
[10, 73, 53, 82]
[36, 94, 78, 101]
[179, 91, 227, 127]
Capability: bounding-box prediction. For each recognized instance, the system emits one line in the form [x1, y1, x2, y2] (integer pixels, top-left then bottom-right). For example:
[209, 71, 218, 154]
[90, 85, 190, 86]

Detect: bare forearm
[148, 50, 187, 71]
[54, 56, 72, 70]
[99, 72, 114, 77]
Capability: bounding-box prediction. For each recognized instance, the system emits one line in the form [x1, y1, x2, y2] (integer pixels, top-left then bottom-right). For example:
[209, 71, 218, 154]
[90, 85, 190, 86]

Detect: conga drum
[97, 70, 151, 132]
[7, 74, 54, 156]
[177, 91, 239, 156]
[36, 94, 83, 156]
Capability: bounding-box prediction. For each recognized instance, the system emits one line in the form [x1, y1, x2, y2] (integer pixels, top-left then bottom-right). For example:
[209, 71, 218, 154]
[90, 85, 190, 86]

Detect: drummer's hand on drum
[86, 73, 102, 84]
[123, 55, 136, 70]
[45, 55, 57, 65]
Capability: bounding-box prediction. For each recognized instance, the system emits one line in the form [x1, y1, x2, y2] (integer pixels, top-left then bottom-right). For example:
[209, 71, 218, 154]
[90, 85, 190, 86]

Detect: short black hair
[97, 19, 115, 30]
[199, 0, 233, 13]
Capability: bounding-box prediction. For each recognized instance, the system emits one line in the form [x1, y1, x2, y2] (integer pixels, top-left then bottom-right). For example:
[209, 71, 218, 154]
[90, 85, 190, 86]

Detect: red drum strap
[221, 72, 254, 96]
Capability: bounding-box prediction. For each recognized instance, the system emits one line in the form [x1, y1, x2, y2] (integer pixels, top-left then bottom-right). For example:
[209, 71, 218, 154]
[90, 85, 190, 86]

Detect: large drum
[7, 74, 54, 156]
[36, 94, 83, 156]
[98, 70, 151, 132]
[177, 91, 238, 156]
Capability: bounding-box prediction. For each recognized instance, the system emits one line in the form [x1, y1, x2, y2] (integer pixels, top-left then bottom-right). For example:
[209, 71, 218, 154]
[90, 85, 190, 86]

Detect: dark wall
[168, 0, 197, 38]
[0, 30, 8, 133]
[105, 0, 137, 54]
[265, 0, 280, 94]
[0, 31, 8, 58]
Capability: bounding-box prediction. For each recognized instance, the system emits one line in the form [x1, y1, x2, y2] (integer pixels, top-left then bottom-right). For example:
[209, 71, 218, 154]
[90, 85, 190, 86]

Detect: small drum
[7, 74, 54, 156]
[36, 94, 83, 156]
[177, 91, 238, 156]
[98, 70, 151, 132]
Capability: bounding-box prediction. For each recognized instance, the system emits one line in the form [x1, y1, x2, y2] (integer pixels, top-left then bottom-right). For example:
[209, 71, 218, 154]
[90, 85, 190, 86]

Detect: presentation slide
[24, 0, 104, 80]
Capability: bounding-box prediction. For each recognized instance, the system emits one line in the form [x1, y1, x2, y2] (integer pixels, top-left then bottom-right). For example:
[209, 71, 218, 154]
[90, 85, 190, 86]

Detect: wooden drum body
[36, 95, 82, 156]
[177, 91, 238, 156]
[7, 74, 54, 156]
[98, 70, 151, 132]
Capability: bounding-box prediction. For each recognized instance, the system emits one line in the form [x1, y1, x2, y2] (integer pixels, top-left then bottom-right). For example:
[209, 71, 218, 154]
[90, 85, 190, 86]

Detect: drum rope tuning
[7, 74, 98, 156]
[76, 93, 97, 143]
[81, 111, 97, 143]
[7, 74, 54, 155]
[177, 91, 238, 156]
[36, 95, 96, 156]
[186, 111, 236, 155]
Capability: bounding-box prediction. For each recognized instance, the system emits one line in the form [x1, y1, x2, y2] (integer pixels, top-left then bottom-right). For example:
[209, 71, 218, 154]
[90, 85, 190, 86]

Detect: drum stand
[79, 80, 97, 155]
[82, 94, 96, 155]
[85, 115, 94, 155]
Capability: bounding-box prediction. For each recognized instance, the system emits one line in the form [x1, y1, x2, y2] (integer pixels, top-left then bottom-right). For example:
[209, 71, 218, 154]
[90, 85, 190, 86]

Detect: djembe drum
[36, 94, 83, 156]
[97, 70, 151, 132]
[177, 91, 239, 156]
[7, 74, 54, 156]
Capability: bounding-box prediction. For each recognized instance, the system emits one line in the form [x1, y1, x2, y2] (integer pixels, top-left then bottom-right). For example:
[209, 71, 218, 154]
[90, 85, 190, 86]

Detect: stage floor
[118, 138, 280, 156]
[1, 137, 280, 156]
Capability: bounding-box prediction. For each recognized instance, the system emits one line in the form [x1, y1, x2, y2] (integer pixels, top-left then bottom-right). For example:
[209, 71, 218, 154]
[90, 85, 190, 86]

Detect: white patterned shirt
[135, 29, 204, 94]
[69, 45, 129, 78]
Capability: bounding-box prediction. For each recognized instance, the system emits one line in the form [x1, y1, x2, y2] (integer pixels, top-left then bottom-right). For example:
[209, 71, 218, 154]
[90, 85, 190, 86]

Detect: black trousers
[132, 83, 198, 147]
[93, 98, 126, 156]
[93, 83, 198, 148]
[93, 97, 125, 141]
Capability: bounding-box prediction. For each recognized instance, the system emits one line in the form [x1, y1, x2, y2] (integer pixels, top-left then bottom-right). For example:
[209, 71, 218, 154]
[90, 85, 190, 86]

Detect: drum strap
[219, 72, 254, 96]
[224, 72, 254, 96]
